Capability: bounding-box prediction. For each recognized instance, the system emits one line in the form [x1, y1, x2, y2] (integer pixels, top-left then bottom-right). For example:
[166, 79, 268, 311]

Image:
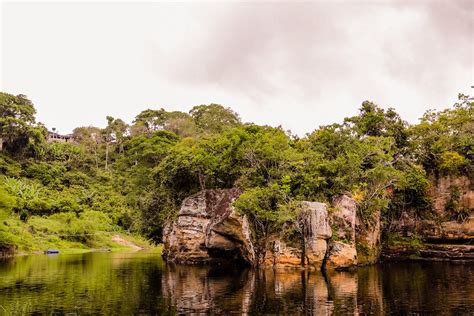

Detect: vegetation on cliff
[0, 91, 472, 254]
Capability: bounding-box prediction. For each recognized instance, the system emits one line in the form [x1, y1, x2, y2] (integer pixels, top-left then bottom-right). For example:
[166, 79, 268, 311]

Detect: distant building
[47, 131, 74, 143]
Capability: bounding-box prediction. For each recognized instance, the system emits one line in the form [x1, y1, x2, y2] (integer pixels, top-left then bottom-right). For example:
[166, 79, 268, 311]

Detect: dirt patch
[111, 235, 144, 251]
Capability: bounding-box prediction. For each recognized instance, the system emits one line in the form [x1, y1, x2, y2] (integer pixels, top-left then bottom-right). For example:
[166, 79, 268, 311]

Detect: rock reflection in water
[162, 264, 334, 314]
[0, 253, 473, 314]
[161, 262, 474, 314]
[161, 264, 251, 313]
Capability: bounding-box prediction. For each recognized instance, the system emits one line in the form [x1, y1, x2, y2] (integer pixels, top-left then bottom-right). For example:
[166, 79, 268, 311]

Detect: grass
[0, 209, 157, 256]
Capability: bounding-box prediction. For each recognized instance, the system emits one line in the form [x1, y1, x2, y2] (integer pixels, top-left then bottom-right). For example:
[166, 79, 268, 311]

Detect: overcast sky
[1, 1, 473, 135]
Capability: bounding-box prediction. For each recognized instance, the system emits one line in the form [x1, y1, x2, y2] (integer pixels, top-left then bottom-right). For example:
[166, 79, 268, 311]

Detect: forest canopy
[0, 91, 472, 250]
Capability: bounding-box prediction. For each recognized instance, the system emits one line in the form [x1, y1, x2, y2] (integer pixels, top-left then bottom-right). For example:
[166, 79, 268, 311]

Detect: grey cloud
[381, 1, 473, 102]
[152, 2, 355, 102]
[152, 1, 473, 107]
[2, 1, 472, 136]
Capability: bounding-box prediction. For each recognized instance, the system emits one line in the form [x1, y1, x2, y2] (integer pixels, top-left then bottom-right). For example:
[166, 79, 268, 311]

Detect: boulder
[325, 241, 357, 269]
[162, 188, 255, 265]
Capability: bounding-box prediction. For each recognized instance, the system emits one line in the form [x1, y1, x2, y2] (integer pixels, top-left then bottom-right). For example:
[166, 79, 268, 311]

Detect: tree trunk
[198, 173, 205, 190]
[94, 148, 99, 169]
[105, 142, 109, 170]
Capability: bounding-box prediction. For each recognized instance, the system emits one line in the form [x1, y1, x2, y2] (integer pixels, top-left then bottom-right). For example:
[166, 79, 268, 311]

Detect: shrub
[0, 186, 16, 211]
[23, 161, 67, 186]
[0, 154, 21, 177]
[438, 151, 468, 175]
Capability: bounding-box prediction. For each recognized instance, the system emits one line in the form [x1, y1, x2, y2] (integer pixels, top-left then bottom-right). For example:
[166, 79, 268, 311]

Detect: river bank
[0, 214, 157, 258]
[10, 236, 157, 257]
[1, 200, 157, 258]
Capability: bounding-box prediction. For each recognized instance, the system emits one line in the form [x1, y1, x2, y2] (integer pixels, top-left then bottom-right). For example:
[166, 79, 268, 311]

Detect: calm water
[0, 252, 473, 315]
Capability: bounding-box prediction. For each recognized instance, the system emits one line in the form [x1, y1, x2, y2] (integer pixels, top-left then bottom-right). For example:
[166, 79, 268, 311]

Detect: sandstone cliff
[162, 189, 368, 269]
[383, 175, 474, 260]
[162, 188, 255, 264]
[262, 201, 332, 269]
[163, 174, 474, 268]
[325, 195, 358, 269]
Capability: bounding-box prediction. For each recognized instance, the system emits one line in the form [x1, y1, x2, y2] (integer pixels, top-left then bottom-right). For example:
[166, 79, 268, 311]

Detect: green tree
[73, 126, 102, 169]
[132, 109, 167, 135]
[344, 101, 409, 151]
[409, 94, 473, 175]
[0, 92, 46, 158]
[163, 111, 197, 137]
[102, 116, 128, 170]
[234, 184, 293, 263]
[190, 103, 241, 133]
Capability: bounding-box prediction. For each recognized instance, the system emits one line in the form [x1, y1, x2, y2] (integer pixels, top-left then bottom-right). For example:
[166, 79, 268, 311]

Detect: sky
[1, 0, 473, 136]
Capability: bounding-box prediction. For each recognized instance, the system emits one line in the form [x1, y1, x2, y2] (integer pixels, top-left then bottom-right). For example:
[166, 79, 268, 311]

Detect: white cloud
[1, 1, 473, 136]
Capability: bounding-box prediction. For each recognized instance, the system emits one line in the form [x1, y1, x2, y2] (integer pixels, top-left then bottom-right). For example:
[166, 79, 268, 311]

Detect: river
[0, 252, 472, 314]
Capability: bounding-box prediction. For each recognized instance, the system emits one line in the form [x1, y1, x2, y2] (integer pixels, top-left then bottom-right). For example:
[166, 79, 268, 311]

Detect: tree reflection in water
[0, 252, 473, 314]
[162, 261, 473, 315]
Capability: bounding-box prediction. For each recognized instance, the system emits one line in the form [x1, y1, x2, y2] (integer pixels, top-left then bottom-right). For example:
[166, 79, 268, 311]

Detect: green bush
[0, 185, 16, 211]
[0, 154, 21, 177]
[23, 161, 67, 186]
[438, 151, 468, 175]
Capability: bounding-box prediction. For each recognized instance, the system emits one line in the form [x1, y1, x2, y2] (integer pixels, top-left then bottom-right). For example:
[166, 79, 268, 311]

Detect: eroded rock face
[325, 241, 358, 269]
[383, 175, 474, 261]
[429, 175, 474, 219]
[416, 218, 474, 241]
[301, 202, 332, 267]
[326, 195, 358, 269]
[356, 210, 382, 265]
[254, 194, 362, 270]
[162, 188, 255, 264]
[417, 175, 474, 241]
[263, 201, 332, 269]
[266, 239, 303, 268]
[163, 190, 375, 269]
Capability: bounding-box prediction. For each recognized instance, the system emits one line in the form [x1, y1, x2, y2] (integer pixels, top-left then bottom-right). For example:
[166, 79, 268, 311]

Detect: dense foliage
[0, 91, 472, 253]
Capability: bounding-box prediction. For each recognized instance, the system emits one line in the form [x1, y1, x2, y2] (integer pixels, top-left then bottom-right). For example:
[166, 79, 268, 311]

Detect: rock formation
[301, 202, 333, 267]
[163, 189, 364, 269]
[429, 175, 474, 218]
[356, 210, 382, 264]
[263, 201, 332, 269]
[325, 195, 358, 269]
[162, 188, 255, 264]
[163, 174, 474, 268]
[383, 175, 474, 261]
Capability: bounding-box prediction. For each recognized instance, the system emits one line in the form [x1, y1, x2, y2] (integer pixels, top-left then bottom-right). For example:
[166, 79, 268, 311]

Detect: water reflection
[0, 252, 473, 314]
